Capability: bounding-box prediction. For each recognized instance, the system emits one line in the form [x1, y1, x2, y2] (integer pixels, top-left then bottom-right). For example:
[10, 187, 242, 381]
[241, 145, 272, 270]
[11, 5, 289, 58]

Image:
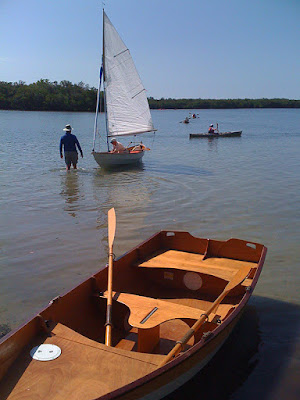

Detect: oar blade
[226, 265, 252, 292]
[108, 208, 116, 249]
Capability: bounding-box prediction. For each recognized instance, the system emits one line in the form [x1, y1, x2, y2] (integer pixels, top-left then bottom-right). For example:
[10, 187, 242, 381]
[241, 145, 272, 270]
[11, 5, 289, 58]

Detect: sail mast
[102, 8, 109, 151]
[92, 66, 102, 152]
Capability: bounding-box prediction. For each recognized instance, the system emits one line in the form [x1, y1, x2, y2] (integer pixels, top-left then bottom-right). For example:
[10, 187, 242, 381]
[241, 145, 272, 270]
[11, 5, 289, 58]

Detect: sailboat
[92, 11, 156, 168]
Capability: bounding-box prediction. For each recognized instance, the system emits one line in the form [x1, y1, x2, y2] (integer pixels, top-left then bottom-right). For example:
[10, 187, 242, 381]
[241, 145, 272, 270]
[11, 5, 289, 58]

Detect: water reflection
[92, 163, 150, 207]
[91, 164, 157, 252]
[207, 137, 219, 152]
[147, 163, 211, 177]
[60, 171, 82, 217]
[99, 161, 145, 174]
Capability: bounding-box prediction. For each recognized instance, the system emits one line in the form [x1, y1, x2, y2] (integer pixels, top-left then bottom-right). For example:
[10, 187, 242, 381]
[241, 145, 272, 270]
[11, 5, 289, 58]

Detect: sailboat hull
[92, 150, 145, 168]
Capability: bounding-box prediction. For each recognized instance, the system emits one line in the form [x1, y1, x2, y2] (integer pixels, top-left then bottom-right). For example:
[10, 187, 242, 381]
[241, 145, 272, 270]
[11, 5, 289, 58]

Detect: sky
[1, 0, 299, 99]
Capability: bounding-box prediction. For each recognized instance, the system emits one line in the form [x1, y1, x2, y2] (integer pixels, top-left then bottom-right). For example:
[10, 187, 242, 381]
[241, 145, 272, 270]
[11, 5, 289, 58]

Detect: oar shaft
[105, 208, 116, 347]
[105, 249, 114, 346]
[105, 324, 112, 346]
[107, 251, 114, 299]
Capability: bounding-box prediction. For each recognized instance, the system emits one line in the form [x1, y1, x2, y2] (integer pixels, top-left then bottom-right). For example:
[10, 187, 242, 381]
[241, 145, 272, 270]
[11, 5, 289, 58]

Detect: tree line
[0, 80, 299, 111]
[0, 80, 98, 112]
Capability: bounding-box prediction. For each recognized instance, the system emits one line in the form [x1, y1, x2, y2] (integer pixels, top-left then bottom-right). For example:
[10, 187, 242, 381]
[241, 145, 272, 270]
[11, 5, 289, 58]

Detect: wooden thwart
[103, 291, 220, 329]
[102, 291, 223, 354]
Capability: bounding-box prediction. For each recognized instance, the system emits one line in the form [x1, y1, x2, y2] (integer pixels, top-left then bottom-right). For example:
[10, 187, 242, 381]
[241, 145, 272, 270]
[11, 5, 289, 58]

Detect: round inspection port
[30, 344, 61, 361]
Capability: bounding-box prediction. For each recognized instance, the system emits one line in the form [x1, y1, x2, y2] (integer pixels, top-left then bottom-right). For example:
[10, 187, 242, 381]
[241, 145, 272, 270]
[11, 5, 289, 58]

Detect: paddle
[158, 264, 252, 367]
[105, 207, 116, 346]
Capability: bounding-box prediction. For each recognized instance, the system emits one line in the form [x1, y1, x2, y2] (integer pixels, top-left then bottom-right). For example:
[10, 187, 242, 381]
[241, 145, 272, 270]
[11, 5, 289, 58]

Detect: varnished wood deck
[136, 249, 256, 284]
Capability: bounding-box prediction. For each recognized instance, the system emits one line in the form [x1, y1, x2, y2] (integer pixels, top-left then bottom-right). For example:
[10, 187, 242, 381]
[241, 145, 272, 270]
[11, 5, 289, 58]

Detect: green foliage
[0, 80, 299, 111]
[148, 97, 300, 109]
[0, 80, 102, 112]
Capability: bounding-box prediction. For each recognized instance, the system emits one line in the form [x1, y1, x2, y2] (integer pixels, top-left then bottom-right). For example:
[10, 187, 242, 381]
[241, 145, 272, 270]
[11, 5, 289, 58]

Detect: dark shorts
[64, 151, 78, 167]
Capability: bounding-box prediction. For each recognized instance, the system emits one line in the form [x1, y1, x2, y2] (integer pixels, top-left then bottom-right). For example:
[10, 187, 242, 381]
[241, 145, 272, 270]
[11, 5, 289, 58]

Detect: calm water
[1, 109, 299, 399]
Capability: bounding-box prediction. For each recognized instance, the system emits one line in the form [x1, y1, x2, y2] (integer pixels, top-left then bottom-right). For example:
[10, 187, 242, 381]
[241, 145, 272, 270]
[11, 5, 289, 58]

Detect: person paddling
[208, 124, 217, 134]
[59, 124, 83, 170]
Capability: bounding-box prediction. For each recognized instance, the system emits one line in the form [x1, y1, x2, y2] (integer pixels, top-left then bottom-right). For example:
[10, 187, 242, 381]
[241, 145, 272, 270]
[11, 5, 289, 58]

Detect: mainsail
[103, 12, 154, 137]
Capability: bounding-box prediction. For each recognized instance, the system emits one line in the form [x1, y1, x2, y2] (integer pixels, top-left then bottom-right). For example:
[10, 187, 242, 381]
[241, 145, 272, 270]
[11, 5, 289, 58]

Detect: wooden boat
[92, 11, 156, 169]
[0, 208, 267, 400]
[190, 130, 242, 138]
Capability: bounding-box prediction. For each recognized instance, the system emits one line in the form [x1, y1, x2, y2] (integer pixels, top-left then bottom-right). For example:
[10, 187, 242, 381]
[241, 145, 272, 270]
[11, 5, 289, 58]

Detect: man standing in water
[60, 124, 83, 170]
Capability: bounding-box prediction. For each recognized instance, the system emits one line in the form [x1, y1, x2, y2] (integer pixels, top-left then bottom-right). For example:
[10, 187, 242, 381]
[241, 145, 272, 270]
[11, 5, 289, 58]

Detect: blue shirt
[60, 132, 83, 156]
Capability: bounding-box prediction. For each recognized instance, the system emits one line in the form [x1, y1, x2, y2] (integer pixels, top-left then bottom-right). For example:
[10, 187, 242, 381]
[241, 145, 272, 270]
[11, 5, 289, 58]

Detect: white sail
[103, 12, 154, 137]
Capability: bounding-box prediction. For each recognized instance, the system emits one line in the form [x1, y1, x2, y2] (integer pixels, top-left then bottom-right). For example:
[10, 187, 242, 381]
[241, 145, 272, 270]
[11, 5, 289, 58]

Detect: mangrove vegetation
[0, 80, 299, 111]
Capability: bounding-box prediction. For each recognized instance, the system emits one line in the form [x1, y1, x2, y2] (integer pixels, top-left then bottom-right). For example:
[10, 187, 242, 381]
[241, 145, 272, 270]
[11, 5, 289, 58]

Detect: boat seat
[100, 291, 225, 353]
[102, 291, 219, 329]
[134, 249, 255, 286]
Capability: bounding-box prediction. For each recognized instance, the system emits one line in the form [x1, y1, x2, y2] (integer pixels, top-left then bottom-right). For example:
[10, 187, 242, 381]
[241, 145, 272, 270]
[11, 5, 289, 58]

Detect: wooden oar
[158, 264, 252, 367]
[105, 207, 116, 346]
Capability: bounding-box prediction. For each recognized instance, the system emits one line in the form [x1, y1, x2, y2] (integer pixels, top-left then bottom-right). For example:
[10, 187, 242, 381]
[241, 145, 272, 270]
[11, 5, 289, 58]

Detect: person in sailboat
[110, 138, 127, 153]
[60, 124, 83, 170]
[208, 124, 217, 134]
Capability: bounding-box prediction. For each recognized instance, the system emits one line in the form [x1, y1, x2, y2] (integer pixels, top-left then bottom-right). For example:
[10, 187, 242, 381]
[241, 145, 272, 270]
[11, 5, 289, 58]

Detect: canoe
[0, 209, 267, 400]
[190, 130, 242, 138]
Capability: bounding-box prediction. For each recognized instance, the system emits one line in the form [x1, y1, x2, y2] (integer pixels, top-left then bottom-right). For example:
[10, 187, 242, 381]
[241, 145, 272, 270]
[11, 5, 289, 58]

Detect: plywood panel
[0, 324, 163, 400]
[136, 250, 256, 282]
[103, 291, 218, 329]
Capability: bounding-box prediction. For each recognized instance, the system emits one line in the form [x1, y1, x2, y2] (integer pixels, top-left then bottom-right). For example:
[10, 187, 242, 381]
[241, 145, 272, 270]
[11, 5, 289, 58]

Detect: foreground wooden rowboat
[0, 220, 267, 400]
[190, 131, 242, 138]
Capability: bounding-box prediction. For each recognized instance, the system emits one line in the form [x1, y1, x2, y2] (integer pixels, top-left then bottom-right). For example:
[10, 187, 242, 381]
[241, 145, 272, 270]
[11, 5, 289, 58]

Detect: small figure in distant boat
[183, 117, 189, 124]
[110, 138, 127, 153]
[208, 124, 217, 134]
[60, 124, 83, 170]
[192, 113, 196, 119]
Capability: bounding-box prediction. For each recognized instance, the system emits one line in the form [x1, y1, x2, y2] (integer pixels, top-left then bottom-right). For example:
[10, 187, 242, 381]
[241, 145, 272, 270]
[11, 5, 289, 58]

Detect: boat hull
[0, 230, 267, 400]
[190, 131, 242, 138]
[115, 314, 243, 400]
[92, 150, 145, 168]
